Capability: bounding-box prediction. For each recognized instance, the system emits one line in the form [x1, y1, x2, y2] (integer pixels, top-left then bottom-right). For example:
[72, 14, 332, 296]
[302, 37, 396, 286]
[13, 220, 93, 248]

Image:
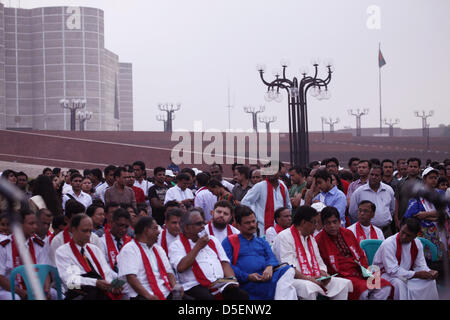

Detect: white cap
[165, 169, 175, 177]
[311, 202, 327, 212]
[422, 167, 438, 179]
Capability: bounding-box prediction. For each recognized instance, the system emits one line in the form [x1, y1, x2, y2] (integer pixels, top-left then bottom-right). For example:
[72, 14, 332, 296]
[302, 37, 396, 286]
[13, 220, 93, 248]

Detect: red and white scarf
[179, 233, 220, 288]
[11, 236, 37, 289]
[160, 228, 169, 255]
[134, 240, 172, 300]
[104, 228, 131, 270]
[274, 224, 285, 234]
[264, 179, 287, 231]
[208, 222, 233, 237]
[63, 226, 71, 244]
[395, 234, 418, 271]
[290, 226, 321, 277]
[355, 222, 378, 242]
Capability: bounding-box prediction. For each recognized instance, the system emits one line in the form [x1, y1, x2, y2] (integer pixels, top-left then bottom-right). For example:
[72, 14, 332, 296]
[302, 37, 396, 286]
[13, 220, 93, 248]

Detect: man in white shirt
[35, 208, 54, 246]
[0, 211, 55, 300]
[157, 208, 182, 256]
[62, 173, 92, 213]
[193, 172, 217, 222]
[205, 200, 240, 244]
[164, 173, 194, 207]
[169, 209, 248, 300]
[55, 214, 120, 300]
[94, 165, 117, 204]
[266, 207, 292, 246]
[274, 206, 352, 300]
[241, 165, 291, 236]
[372, 218, 439, 300]
[50, 200, 102, 266]
[347, 200, 385, 242]
[210, 163, 234, 192]
[118, 216, 181, 300]
[133, 161, 153, 206]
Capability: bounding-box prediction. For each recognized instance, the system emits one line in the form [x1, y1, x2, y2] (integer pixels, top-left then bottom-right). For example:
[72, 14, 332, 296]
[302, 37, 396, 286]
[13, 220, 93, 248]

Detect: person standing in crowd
[207, 179, 237, 208]
[347, 160, 371, 201]
[232, 166, 252, 205]
[250, 169, 263, 186]
[205, 200, 240, 244]
[349, 166, 395, 237]
[193, 172, 216, 222]
[126, 168, 146, 207]
[241, 163, 291, 236]
[323, 158, 349, 195]
[81, 176, 95, 199]
[132, 161, 153, 207]
[16, 172, 32, 199]
[394, 159, 408, 180]
[347, 200, 385, 241]
[348, 157, 360, 182]
[62, 169, 79, 195]
[381, 159, 400, 191]
[373, 218, 439, 300]
[210, 163, 234, 192]
[148, 167, 169, 226]
[164, 173, 194, 208]
[62, 173, 93, 212]
[104, 167, 136, 208]
[88, 168, 103, 193]
[95, 165, 117, 203]
[288, 166, 307, 209]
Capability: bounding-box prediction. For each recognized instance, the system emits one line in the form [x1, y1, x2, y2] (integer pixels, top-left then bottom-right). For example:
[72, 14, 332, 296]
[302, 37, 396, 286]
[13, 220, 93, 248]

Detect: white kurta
[274, 228, 352, 300]
[117, 241, 173, 299]
[168, 235, 229, 291]
[347, 223, 385, 241]
[157, 230, 179, 254]
[55, 242, 117, 293]
[164, 186, 194, 204]
[372, 234, 439, 300]
[205, 223, 240, 244]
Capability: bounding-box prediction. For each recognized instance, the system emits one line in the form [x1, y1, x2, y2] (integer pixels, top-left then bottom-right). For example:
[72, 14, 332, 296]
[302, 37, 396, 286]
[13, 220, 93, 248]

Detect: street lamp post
[384, 118, 399, 137]
[348, 108, 369, 137]
[156, 113, 175, 132]
[257, 59, 333, 166]
[76, 110, 93, 131]
[259, 115, 277, 133]
[60, 99, 86, 131]
[324, 117, 340, 133]
[158, 103, 181, 133]
[243, 106, 265, 132]
[414, 110, 434, 137]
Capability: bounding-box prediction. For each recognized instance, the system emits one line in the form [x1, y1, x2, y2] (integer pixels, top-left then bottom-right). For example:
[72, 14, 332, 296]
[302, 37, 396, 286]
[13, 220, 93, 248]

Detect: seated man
[222, 205, 297, 300]
[347, 200, 385, 242]
[49, 200, 103, 266]
[118, 216, 182, 300]
[266, 207, 292, 246]
[372, 218, 439, 300]
[274, 206, 352, 300]
[157, 208, 183, 256]
[169, 208, 248, 300]
[55, 214, 121, 300]
[100, 208, 132, 272]
[205, 200, 240, 244]
[0, 210, 57, 300]
[315, 206, 392, 300]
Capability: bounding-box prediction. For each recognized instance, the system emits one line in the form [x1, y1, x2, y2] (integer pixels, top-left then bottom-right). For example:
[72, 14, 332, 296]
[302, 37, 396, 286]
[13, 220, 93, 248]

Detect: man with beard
[205, 201, 240, 244]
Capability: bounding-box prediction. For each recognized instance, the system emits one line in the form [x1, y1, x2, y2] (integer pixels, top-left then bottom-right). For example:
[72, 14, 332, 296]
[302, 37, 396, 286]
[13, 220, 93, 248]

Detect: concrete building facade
[0, 4, 133, 131]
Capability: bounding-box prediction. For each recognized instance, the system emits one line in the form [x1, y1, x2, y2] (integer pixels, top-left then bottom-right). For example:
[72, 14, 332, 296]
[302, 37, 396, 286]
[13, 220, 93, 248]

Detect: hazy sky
[11, 0, 450, 132]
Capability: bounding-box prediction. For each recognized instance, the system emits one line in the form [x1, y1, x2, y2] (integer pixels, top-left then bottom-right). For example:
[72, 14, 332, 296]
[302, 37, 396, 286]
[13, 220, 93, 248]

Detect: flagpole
[378, 42, 383, 134]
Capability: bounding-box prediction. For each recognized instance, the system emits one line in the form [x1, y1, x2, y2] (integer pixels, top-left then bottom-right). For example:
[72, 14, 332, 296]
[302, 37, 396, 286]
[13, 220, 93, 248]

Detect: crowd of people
[0, 156, 449, 300]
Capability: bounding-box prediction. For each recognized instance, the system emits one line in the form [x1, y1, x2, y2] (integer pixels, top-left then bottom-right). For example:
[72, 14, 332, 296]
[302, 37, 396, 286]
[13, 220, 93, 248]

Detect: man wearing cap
[165, 170, 176, 187]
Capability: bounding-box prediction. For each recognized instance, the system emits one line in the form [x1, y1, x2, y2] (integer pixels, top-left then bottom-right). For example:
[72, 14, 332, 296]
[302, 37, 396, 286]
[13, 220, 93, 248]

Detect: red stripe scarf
[134, 240, 172, 300]
[355, 222, 378, 242]
[105, 228, 131, 270]
[160, 228, 168, 255]
[395, 234, 418, 271]
[274, 224, 285, 234]
[63, 226, 71, 243]
[228, 234, 240, 265]
[11, 236, 37, 289]
[179, 233, 220, 287]
[290, 226, 321, 277]
[208, 222, 233, 237]
[264, 179, 287, 231]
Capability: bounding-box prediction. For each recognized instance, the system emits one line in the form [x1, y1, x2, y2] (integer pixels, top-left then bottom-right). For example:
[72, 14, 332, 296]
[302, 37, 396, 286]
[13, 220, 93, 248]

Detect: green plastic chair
[359, 239, 383, 266]
[417, 237, 438, 262]
[10, 264, 63, 300]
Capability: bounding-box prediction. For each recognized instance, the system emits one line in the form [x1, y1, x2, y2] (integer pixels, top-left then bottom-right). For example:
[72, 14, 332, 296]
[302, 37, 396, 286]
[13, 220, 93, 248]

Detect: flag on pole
[378, 49, 386, 68]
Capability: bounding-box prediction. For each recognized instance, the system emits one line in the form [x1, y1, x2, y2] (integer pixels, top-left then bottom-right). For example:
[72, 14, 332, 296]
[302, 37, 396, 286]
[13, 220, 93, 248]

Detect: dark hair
[396, 158, 407, 165]
[32, 174, 62, 216]
[164, 200, 181, 211]
[339, 170, 353, 182]
[438, 176, 448, 186]
[213, 200, 233, 212]
[401, 217, 421, 234]
[70, 213, 89, 229]
[113, 207, 131, 222]
[181, 168, 196, 179]
[86, 204, 103, 218]
[381, 159, 394, 167]
[90, 168, 103, 181]
[370, 165, 382, 172]
[234, 205, 254, 225]
[308, 161, 320, 169]
[52, 168, 61, 176]
[52, 215, 67, 229]
[16, 171, 28, 179]
[176, 173, 191, 182]
[132, 161, 146, 171]
[105, 202, 120, 213]
[358, 160, 372, 169]
[274, 207, 289, 222]
[314, 169, 332, 183]
[236, 166, 250, 180]
[324, 157, 339, 167]
[137, 204, 148, 214]
[134, 216, 155, 236]
[92, 198, 104, 208]
[292, 206, 318, 226]
[358, 200, 376, 213]
[207, 178, 226, 189]
[348, 157, 360, 167]
[104, 165, 117, 176]
[65, 199, 86, 219]
[42, 167, 52, 175]
[36, 208, 52, 219]
[232, 163, 244, 171]
[153, 167, 166, 176]
[165, 208, 184, 221]
[70, 172, 83, 182]
[320, 206, 340, 224]
[210, 163, 223, 172]
[196, 172, 210, 187]
[331, 173, 344, 192]
[120, 204, 137, 215]
[407, 157, 421, 166]
[1, 169, 16, 179]
[83, 169, 91, 177]
[18, 209, 35, 224]
[114, 166, 127, 179]
[369, 158, 381, 166]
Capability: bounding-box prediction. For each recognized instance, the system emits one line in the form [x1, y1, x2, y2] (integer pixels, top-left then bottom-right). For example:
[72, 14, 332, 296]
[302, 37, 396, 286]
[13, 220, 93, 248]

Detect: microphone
[401, 180, 450, 209]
